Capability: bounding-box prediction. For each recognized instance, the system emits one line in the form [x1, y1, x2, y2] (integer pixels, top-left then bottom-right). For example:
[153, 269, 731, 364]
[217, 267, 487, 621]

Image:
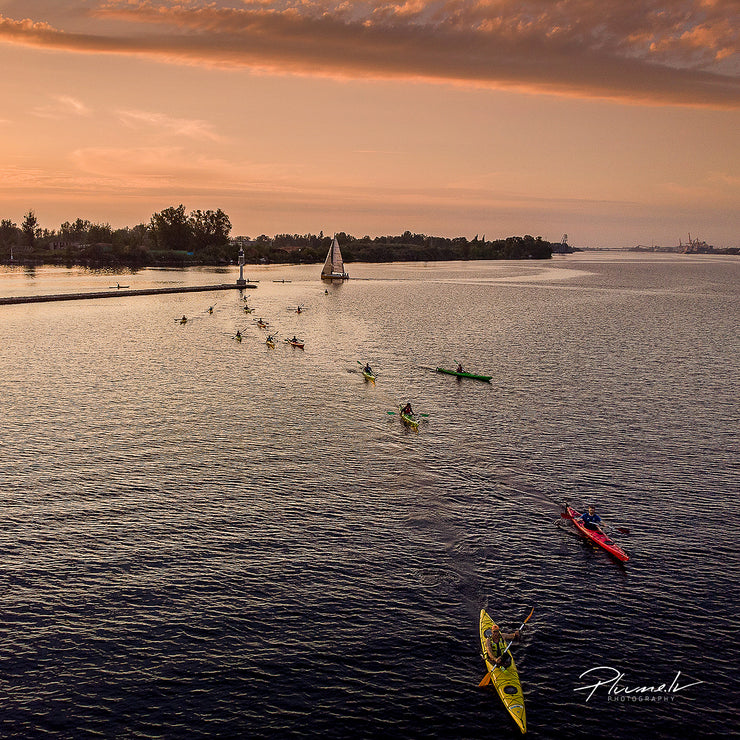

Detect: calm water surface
[0, 255, 738, 739]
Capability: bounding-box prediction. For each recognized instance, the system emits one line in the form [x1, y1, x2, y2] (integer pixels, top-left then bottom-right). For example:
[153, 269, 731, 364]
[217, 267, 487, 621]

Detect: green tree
[188, 208, 231, 252]
[87, 222, 112, 244]
[21, 210, 40, 248]
[150, 205, 191, 251]
[0, 219, 19, 246]
[59, 218, 91, 243]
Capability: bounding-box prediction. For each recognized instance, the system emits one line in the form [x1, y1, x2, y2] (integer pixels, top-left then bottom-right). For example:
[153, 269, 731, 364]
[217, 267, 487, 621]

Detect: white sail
[321, 236, 348, 279]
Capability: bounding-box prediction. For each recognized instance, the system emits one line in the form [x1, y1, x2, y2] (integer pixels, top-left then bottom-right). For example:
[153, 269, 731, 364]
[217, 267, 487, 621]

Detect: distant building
[679, 235, 715, 254]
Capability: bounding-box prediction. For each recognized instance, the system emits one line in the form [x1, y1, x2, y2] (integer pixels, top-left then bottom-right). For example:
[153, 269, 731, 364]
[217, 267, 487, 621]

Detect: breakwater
[0, 282, 256, 305]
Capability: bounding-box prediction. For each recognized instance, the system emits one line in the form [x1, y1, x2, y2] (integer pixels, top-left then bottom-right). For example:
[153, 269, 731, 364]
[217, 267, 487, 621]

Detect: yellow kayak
[399, 405, 419, 430]
[479, 609, 527, 734]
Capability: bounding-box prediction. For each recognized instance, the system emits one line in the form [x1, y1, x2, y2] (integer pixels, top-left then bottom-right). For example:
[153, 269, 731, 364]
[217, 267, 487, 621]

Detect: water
[0, 255, 737, 739]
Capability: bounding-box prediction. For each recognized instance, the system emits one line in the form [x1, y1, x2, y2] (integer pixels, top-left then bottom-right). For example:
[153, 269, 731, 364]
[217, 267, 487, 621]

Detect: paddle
[479, 607, 534, 687]
[560, 509, 630, 535]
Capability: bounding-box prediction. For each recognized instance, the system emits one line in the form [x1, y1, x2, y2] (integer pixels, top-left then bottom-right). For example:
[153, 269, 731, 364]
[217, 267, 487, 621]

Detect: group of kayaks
[357, 361, 492, 433]
[231, 303, 305, 348]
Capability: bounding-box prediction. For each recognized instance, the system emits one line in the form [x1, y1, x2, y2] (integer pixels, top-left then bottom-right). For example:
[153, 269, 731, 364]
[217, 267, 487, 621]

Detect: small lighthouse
[236, 245, 246, 287]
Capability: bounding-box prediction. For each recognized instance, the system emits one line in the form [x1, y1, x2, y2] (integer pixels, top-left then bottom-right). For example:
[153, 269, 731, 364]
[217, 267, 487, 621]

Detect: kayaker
[456, 363, 463, 373]
[297, 306, 302, 313]
[485, 624, 520, 668]
[364, 363, 373, 375]
[576, 505, 604, 534]
[235, 330, 242, 339]
[291, 336, 298, 343]
[402, 402, 413, 416]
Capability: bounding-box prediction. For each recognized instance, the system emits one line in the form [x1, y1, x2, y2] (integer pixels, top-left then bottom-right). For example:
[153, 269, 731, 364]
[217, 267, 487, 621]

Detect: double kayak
[399, 405, 420, 430]
[479, 609, 527, 734]
[564, 505, 629, 562]
[436, 367, 492, 382]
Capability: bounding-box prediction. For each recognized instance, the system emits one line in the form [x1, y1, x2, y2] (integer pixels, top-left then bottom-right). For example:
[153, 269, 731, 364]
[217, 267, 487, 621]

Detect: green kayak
[436, 367, 492, 382]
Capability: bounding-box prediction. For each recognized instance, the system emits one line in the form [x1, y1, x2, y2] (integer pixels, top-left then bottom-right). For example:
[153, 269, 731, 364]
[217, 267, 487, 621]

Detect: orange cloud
[33, 94, 92, 118]
[116, 109, 224, 141]
[0, 2, 737, 107]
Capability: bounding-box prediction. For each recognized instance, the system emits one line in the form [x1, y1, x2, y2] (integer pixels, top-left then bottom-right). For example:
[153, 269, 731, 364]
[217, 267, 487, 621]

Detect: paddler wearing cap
[484, 623, 520, 668]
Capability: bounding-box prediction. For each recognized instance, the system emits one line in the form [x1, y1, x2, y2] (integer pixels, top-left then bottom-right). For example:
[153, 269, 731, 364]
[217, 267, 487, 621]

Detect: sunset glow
[1, 0, 738, 247]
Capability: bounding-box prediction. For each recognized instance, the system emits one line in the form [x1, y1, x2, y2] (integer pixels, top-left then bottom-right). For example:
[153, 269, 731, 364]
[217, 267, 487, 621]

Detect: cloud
[116, 109, 223, 141]
[32, 94, 92, 118]
[67, 144, 306, 193]
[0, 2, 738, 107]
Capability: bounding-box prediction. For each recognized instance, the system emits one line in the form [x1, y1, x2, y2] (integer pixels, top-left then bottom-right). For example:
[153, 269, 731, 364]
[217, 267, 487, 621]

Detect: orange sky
[0, 0, 738, 248]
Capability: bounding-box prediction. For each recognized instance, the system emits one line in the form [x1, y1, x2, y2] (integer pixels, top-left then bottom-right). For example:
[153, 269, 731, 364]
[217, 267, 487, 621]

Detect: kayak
[399, 405, 420, 430]
[479, 609, 527, 734]
[285, 339, 304, 348]
[436, 367, 492, 382]
[564, 505, 629, 562]
[266, 338, 275, 348]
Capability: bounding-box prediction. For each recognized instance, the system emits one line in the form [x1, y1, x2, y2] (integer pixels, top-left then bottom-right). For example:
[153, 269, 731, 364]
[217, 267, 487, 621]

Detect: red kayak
[564, 505, 629, 562]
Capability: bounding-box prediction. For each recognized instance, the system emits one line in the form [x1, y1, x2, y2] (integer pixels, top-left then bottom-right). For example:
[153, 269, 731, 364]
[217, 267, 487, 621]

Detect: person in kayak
[291, 335, 299, 343]
[577, 505, 604, 533]
[235, 330, 242, 339]
[402, 402, 413, 416]
[456, 363, 463, 373]
[485, 624, 520, 668]
[364, 363, 373, 375]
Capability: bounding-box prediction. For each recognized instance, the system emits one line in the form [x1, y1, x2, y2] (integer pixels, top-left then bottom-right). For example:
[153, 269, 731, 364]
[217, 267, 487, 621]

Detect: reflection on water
[0, 255, 737, 739]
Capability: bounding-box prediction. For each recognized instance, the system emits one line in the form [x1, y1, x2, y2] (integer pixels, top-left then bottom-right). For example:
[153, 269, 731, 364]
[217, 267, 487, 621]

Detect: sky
[0, 1, 738, 249]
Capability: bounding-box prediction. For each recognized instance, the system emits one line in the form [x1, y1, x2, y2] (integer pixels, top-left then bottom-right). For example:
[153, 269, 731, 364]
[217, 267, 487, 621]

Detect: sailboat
[321, 236, 349, 280]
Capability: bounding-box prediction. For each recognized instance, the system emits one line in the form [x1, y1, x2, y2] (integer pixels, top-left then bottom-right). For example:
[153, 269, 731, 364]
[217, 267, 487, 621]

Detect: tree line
[0, 206, 232, 267]
[0, 208, 558, 267]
